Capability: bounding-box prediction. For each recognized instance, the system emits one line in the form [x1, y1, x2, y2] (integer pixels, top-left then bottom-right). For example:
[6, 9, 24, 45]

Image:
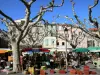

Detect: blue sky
[0, 0, 100, 30]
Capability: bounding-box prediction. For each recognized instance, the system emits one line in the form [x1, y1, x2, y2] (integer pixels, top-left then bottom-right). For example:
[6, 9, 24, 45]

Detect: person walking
[50, 57, 54, 69]
[72, 58, 78, 69]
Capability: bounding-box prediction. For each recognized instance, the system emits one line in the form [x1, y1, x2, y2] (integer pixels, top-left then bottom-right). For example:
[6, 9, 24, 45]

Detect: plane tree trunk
[11, 41, 20, 72]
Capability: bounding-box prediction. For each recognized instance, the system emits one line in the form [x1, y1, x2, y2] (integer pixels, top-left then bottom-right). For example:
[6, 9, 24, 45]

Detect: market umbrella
[73, 48, 89, 52]
[88, 47, 100, 52]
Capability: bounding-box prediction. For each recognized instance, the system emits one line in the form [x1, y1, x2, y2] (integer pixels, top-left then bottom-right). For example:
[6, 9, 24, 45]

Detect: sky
[0, 0, 100, 31]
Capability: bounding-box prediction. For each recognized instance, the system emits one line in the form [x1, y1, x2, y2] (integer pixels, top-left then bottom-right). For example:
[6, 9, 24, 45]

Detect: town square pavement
[0, 63, 100, 75]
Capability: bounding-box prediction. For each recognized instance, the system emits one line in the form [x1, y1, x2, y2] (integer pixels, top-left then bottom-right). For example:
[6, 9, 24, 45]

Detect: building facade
[87, 28, 100, 47]
[5, 19, 100, 51]
[43, 24, 100, 52]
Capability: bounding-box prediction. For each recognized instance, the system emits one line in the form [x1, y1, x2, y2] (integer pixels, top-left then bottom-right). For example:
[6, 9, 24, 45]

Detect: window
[53, 26, 56, 30]
[57, 42, 59, 46]
[50, 30, 53, 36]
[87, 40, 95, 47]
[62, 42, 65, 45]
[51, 39, 55, 45]
[58, 26, 63, 30]
[45, 39, 49, 46]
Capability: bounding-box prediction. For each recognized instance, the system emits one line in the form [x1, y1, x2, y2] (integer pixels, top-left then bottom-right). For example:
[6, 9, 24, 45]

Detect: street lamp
[64, 27, 68, 71]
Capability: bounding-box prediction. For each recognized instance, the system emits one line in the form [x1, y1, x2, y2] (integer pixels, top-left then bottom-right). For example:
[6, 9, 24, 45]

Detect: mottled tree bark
[11, 41, 20, 72]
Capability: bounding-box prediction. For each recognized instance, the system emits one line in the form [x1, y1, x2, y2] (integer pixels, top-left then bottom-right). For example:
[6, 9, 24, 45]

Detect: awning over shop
[0, 50, 7, 54]
[22, 48, 50, 53]
[0, 48, 12, 53]
[88, 47, 100, 52]
[6, 50, 12, 52]
[32, 49, 40, 52]
[40, 48, 50, 52]
[73, 48, 89, 52]
[22, 48, 40, 52]
[22, 48, 33, 52]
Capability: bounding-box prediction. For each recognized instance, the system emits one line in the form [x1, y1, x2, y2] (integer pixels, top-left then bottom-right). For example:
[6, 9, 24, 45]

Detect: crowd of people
[0, 51, 99, 72]
[21, 52, 95, 70]
[22, 52, 62, 70]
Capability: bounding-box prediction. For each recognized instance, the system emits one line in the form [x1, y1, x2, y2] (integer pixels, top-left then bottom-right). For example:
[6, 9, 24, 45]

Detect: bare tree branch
[0, 18, 8, 25]
[0, 10, 21, 31]
[20, 0, 29, 6]
[19, 0, 39, 40]
[53, 0, 64, 7]
[20, 0, 31, 31]
[88, 0, 99, 28]
[30, 0, 64, 21]
[75, 31, 85, 45]
[0, 18, 15, 40]
[28, 0, 36, 5]
[42, 0, 64, 12]
[70, 0, 99, 28]
[20, 0, 36, 6]
[30, 15, 39, 22]
[21, 0, 64, 40]
[70, 0, 100, 40]
[70, 0, 85, 28]
[65, 16, 75, 25]
[22, 0, 64, 38]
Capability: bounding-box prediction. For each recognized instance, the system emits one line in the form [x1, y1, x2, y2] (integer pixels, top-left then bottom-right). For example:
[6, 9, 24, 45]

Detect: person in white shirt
[71, 58, 78, 69]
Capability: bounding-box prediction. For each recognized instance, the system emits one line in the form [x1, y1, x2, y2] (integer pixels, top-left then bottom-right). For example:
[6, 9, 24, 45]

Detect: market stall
[0, 49, 12, 61]
[88, 47, 100, 69]
[88, 47, 100, 52]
